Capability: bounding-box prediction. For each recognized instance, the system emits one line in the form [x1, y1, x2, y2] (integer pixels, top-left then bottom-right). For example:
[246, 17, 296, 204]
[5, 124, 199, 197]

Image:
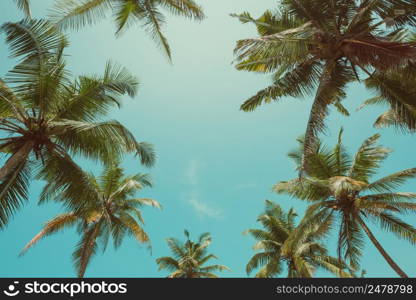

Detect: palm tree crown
[49, 0, 205, 60]
[233, 0, 416, 171]
[245, 200, 351, 278]
[20, 162, 161, 278]
[0, 19, 155, 229]
[275, 128, 416, 277]
[156, 230, 230, 278]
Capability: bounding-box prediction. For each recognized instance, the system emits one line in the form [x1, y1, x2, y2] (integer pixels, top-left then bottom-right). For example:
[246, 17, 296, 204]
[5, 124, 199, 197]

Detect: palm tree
[156, 230, 230, 278]
[245, 200, 351, 278]
[49, 0, 205, 60]
[232, 0, 416, 171]
[13, 0, 31, 17]
[0, 19, 155, 229]
[20, 162, 161, 278]
[275, 129, 416, 277]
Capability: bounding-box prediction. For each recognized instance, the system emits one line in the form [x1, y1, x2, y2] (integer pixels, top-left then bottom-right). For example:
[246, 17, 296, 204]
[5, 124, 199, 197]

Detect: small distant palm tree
[49, 0, 205, 60]
[20, 162, 161, 278]
[233, 0, 416, 171]
[0, 19, 154, 229]
[156, 230, 230, 278]
[14, 0, 31, 17]
[245, 200, 351, 278]
[275, 129, 416, 277]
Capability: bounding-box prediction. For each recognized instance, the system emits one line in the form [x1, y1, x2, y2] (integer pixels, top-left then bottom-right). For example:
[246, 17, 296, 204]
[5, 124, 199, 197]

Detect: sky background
[1, 0, 416, 278]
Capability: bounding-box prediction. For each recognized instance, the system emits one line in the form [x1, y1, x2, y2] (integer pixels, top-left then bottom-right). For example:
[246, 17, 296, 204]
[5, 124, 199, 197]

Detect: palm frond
[337, 214, 364, 270]
[240, 59, 322, 112]
[199, 264, 230, 273]
[366, 168, 416, 192]
[141, 0, 171, 60]
[14, 0, 31, 18]
[1, 19, 67, 61]
[0, 159, 31, 229]
[53, 119, 155, 166]
[348, 134, 390, 182]
[118, 212, 149, 243]
[20, 212, 78, 255]
[50, 0, 111, 31]
[38, 151, 100, 211]
[160, 0, 204, 20]
[156, 256, 180, 271]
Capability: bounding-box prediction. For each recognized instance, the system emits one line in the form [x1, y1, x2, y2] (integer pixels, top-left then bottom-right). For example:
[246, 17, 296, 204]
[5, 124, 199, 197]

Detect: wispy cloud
[188, 192, 223, 219]
[184, 159, 223, 219]
[186, 159, 199, 186]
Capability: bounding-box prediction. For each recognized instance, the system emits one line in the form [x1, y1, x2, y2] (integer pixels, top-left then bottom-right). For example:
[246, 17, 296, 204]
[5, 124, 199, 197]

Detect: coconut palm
[275, 129, 416, 277]
[233, 0, 416, 172]
[156, 230, 230, 278]
[0, 19, 155, 229]
[245, 200, 351, 278]
[20, 162, 161, 278]
[13, 0, 31, 17]
[49, 0, 205, 60]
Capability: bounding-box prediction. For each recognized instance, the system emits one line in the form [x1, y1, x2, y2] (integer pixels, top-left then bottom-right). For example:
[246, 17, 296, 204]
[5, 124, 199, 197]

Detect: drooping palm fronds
[14, 0, 31, 17]
[20, 162, 161, 278]
[275, 129, 416, 277]
[156, 230, 230, 278]
[48, 0, 205, 60]
[0, 19, 155, 229]
[359, 62, 416, 132]
[245, 200, 351, 278]
[233, 0, 416, 172]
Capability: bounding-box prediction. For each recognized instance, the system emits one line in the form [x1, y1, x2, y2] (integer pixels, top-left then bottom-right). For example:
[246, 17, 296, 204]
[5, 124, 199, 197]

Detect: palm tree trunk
[357, 216, 408, 278]
[287, 261, 297, 278]
[301, 60, 336, 175]
[0, 140, 34, 181]
[78, 222, 102, 278]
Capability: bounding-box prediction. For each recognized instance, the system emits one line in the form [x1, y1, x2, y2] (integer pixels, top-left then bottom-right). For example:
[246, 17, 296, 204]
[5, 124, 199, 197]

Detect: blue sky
[1, 0, 416, 278]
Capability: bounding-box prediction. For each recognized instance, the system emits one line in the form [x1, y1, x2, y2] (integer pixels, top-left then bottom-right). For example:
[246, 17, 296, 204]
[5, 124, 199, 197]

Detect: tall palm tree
[233, 0, 416, 172]
[156, 230, 230, 278]
[20, 162, 161, 278]
[13, 0, 31, 17]
[49, 0, 205, 60]
[275, 129, 416, 277]
[245, 200, 351, 278]
[0, 19, 155, 229]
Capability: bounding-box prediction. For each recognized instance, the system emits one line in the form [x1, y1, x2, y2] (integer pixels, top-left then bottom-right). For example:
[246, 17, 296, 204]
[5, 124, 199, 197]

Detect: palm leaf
[0, 159, 31, 229]
[348, 134, 390, 182]
[366, 168, 416, 192]
[20, 212, 78, 255]
[1, 19, 67, 60]
[50, 0, 111, 31]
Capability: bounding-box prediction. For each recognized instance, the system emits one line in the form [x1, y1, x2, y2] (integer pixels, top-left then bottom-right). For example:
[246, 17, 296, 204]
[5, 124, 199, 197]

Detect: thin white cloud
[188, 193, 223, 219]
[184, 159, 223, 219]
[186, 159, 199, 186]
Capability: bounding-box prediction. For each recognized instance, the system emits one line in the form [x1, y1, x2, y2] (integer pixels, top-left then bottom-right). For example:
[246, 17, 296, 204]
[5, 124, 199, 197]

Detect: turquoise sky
[1, 0, 416, 278]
